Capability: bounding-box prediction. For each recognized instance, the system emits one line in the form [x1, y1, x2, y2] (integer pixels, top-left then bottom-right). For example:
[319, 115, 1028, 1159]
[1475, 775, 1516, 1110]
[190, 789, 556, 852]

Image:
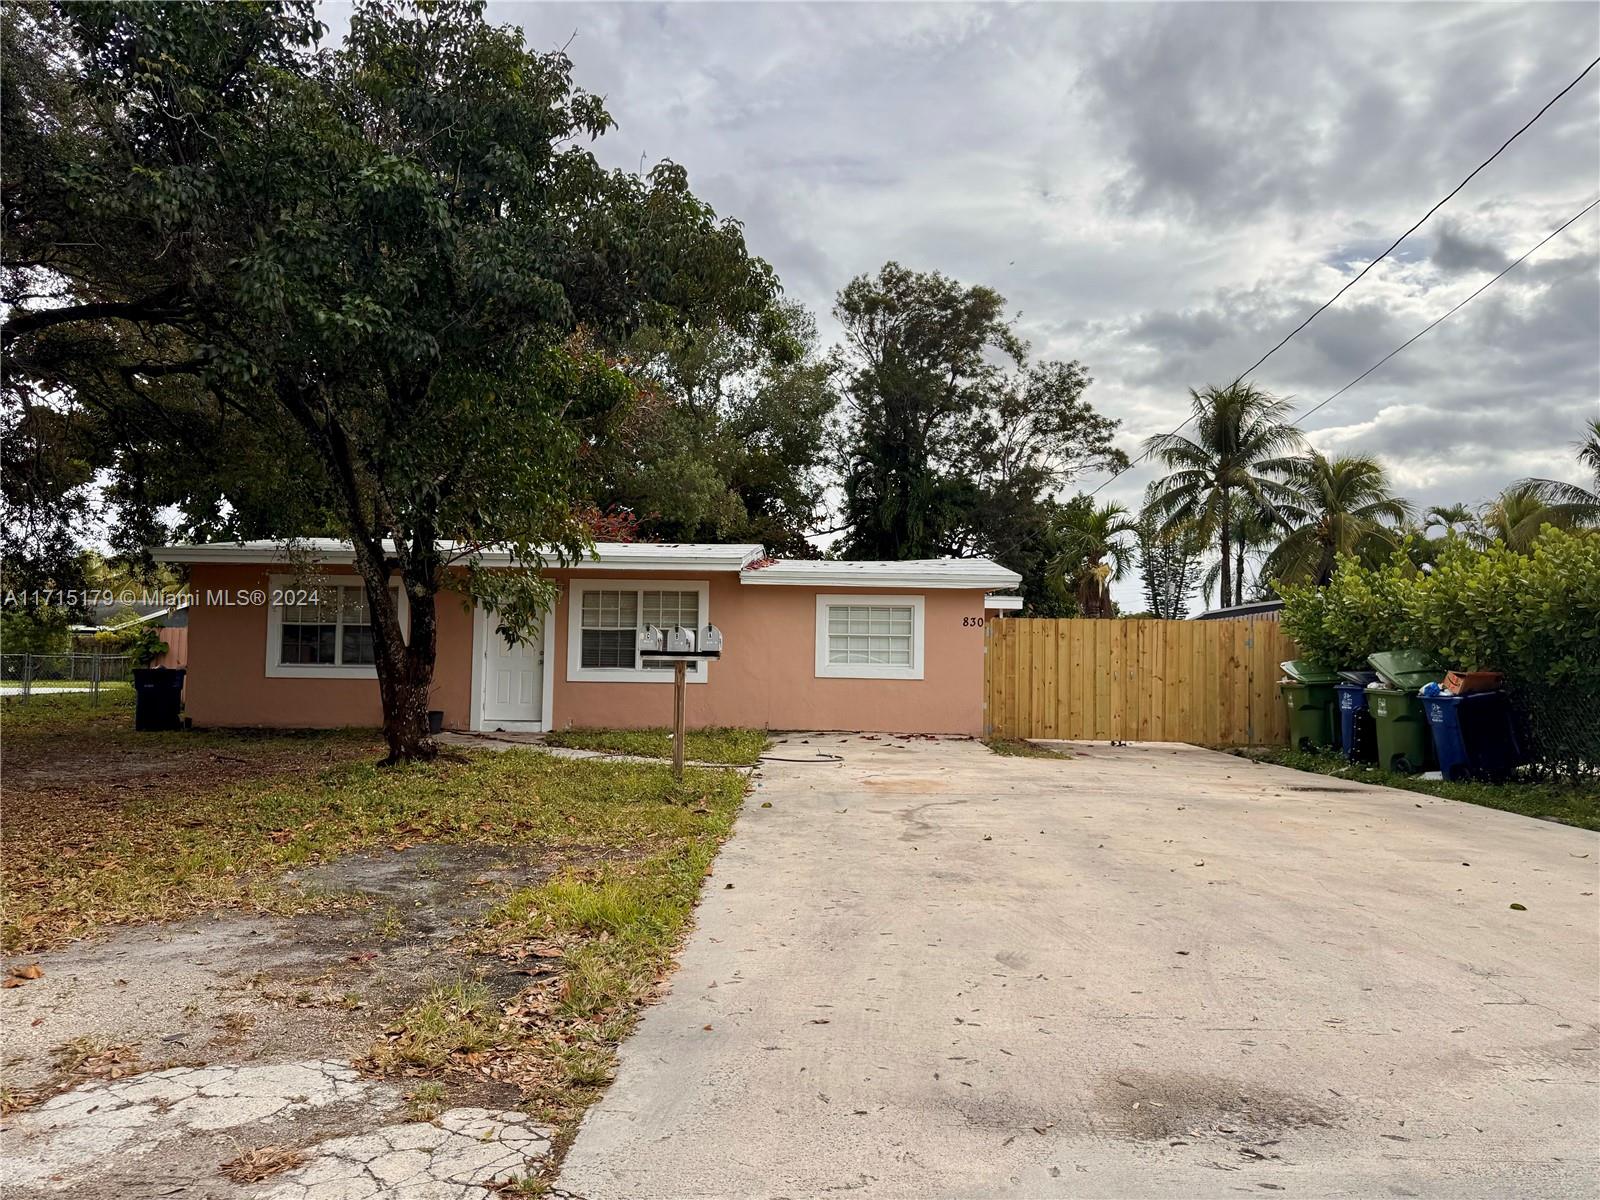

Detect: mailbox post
[640, 623, 723, 780]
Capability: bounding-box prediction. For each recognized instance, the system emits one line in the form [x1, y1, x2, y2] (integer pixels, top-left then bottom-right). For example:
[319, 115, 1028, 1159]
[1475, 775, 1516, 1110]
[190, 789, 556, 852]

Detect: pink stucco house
[152, 541, 1022, 735]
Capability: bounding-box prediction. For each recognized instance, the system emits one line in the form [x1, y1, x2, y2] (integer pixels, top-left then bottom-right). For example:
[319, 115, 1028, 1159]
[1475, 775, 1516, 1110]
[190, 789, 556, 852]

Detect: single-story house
[151, 541, 1022, 735]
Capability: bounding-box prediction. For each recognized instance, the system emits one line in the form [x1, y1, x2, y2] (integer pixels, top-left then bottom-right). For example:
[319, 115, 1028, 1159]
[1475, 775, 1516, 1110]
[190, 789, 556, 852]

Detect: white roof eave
[151, 540, 764, 572]
[740, 562, 1022, 591]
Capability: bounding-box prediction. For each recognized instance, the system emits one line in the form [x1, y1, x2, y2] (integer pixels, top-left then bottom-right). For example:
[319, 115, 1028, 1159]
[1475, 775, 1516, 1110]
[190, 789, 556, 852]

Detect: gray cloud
[449, 2, 1598, 602]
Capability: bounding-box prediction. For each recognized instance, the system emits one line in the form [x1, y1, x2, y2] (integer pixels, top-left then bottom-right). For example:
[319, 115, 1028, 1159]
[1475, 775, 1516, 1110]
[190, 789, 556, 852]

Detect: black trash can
[133, 667, 186, 731]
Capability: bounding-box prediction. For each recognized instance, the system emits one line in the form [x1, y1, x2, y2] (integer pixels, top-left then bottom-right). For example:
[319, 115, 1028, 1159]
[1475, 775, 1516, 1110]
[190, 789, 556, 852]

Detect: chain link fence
[0, 653, 134, 701]
[1506, 680, 1600, 782]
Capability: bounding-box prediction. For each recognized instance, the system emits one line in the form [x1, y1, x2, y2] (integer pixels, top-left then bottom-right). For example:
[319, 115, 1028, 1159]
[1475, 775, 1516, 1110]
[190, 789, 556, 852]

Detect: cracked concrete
[259, 1107, 551, 1200]
[2, 1062, 551, 1198]
[4, 1060, 390, 1192]
[1, 844, 556, 1198]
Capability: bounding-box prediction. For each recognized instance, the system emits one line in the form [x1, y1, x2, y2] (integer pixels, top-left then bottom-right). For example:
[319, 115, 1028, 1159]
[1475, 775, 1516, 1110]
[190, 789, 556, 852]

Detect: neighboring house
[151, 541, 1022, 735]
[1193, 599, 1284, 621]
[69, 602, 190, 667]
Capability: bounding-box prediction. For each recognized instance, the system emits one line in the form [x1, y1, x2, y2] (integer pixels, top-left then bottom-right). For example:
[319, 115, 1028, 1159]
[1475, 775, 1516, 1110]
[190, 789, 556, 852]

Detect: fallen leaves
[2, 963, 44, 988]
[220, 1144, 306, 1184]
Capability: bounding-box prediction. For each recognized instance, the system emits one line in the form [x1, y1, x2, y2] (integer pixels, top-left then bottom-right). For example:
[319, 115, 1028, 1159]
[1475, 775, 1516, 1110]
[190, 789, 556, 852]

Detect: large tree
[1, 0, 778, 760]
[1143, 383, 1303, 609]
[584, 301, 836, 556]
[830, 263, 1125, 602]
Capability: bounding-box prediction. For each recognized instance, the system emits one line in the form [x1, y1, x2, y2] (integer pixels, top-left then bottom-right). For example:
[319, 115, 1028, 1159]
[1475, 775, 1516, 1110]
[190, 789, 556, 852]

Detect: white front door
[480, 612, 544, 728]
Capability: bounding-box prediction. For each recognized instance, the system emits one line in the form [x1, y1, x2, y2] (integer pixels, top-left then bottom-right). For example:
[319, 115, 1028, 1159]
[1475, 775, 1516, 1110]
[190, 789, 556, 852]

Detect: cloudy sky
[355, 2, 1600, 602]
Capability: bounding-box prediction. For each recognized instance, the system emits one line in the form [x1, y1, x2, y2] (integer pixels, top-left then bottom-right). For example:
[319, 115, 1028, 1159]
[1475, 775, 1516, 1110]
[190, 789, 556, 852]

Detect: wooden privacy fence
[985, 618, 1295, 746]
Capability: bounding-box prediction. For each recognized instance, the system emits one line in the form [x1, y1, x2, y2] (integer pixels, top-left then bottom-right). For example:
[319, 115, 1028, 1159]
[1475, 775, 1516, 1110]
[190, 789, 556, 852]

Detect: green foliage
[1262, 452, 1410, 586]
[1280, 527, 1599, 692]
[1135, 504, 1204, 620]
[0, 606, 71, 655]
[3, 0, 779, 758]
[831, 262, 1125, 605]
[1278, 552, 1412, 668]
[1045, 497, 1136, 618]
[1143, 383, 1303, 608]
[586, 302, 836, 555]
[94, 619, 167, 666]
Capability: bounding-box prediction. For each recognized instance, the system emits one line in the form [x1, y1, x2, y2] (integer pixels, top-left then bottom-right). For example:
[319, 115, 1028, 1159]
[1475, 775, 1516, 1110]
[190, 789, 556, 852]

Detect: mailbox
[702, 623, 723, 654]
[666, 624, 697, 654]
[641, 623, 665, 653]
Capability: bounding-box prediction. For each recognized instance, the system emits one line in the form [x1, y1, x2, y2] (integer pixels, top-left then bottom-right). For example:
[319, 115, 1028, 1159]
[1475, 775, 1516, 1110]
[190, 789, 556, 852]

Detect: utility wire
[1088, 53, 1600, 497]
[1288, 196, 1599, 428]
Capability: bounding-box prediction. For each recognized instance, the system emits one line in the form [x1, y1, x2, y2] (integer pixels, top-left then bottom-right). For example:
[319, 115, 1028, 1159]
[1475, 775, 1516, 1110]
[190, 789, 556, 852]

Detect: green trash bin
[1279, 660, 1340, 751]
[1365, 651, 1444, 774]
[1366, 687, 1436, 773]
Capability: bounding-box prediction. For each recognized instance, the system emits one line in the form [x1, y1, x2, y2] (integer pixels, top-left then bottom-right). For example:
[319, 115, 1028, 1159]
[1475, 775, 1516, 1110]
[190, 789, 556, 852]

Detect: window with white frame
[568, 582, 708, 682]
[266, 577, 403, 678]
[815, 594, 925, 680]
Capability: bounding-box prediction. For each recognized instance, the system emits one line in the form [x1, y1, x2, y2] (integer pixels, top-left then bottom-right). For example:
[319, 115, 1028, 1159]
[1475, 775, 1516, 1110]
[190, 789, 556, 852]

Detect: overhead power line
[1088, 52, 1600, 497]
[1288, 195, 1599, 428]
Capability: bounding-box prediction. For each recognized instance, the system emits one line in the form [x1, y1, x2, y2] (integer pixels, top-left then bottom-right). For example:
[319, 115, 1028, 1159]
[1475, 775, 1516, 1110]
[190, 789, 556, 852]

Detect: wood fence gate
[984, 617, 1295, 746]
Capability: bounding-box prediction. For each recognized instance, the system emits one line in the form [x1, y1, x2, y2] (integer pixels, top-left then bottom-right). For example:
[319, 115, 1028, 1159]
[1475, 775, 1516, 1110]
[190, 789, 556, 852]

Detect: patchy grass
[543, 726, 769, 766]
[2, 692, 746, 953]
[1, 684, 749, 1182]
[1231, 746, 1600, 831]
[984, 737, 1072, 760]
[370, 817, 741, 1160]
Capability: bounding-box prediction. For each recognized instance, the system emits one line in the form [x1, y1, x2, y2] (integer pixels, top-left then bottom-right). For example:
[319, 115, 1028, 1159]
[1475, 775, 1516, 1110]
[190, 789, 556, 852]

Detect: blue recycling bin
[1421, 691, 1522, 782]
[1336, 683, 1376, 763]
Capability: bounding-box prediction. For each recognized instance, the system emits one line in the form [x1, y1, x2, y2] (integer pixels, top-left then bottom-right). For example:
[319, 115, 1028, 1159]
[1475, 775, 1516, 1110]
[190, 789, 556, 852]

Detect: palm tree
[1423, 503, 1477, 539]
[1262, 453, 1411, 586]
[1198, 502, 1276, 607]
[1508, 419, 1600, 533]
[1478, 483, 1579, 553]
[1047, 499, 1137, 618]
[1144, 383, 1304, 609]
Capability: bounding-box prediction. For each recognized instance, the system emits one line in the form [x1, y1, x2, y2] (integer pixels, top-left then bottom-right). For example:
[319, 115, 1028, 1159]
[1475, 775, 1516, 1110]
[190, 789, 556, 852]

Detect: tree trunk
[1218, 490, 1233, 611]
[352, 541, 439, 765]
[1234, 540, 1245, 607]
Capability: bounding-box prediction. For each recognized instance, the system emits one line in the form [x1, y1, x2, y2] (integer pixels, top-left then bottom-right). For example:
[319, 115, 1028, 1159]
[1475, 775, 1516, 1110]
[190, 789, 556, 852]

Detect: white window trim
[264, 574, 408, 680]
[815, 594, 925, 681]
[566, 579, 711, 684]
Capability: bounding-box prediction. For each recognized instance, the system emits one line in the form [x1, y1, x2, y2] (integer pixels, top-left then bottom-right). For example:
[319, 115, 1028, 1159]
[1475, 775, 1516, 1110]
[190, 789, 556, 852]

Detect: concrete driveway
[558, 735, 1598, 1199]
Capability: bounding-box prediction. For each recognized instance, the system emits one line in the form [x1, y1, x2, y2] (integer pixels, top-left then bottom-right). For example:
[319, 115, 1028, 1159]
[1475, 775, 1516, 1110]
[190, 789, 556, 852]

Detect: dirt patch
[1, 724, 379, 829]
[1091, 1070, 1339, 1145]
[0, 844, 549, 1102]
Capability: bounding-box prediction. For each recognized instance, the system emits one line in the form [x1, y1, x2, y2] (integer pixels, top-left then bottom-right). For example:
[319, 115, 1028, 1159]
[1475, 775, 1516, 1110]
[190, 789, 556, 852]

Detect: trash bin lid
[1368, 650, 1444, 690]
[1338, 669, 1380, 686]
[1280, 659, 1340, 684]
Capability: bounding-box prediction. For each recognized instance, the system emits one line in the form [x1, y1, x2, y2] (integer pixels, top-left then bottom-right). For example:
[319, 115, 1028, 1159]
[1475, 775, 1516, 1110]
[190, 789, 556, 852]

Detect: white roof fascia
[152, 540, 764, 572]
[984, 594, 1024, 611]
[740, 559, 1022, 590]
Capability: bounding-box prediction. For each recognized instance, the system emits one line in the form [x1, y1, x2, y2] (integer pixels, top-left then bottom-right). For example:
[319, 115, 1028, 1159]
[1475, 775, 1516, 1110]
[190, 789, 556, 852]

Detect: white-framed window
[815, 594, 925, 680]
[265, 575, 406, 679]
[566, 580, 710, 683]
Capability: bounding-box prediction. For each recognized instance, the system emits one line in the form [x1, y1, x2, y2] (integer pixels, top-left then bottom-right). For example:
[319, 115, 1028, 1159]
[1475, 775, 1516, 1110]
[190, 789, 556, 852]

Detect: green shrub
[1279, 528, 1600, 777]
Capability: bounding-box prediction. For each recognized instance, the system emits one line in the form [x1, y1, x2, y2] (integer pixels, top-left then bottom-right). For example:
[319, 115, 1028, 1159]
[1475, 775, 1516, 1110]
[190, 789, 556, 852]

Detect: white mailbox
[641, 623, 665, 653]
[666, 624, 697, 654]
[702, 623, 723, 654]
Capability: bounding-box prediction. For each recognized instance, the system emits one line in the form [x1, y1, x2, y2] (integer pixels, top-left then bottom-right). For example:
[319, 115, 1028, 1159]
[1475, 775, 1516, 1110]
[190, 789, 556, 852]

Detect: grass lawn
[1231, 745, 1600, 831]
[984, 737, 1072, 759]
[1, 690, 749, 1158]
[543, 726, 770, 766]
